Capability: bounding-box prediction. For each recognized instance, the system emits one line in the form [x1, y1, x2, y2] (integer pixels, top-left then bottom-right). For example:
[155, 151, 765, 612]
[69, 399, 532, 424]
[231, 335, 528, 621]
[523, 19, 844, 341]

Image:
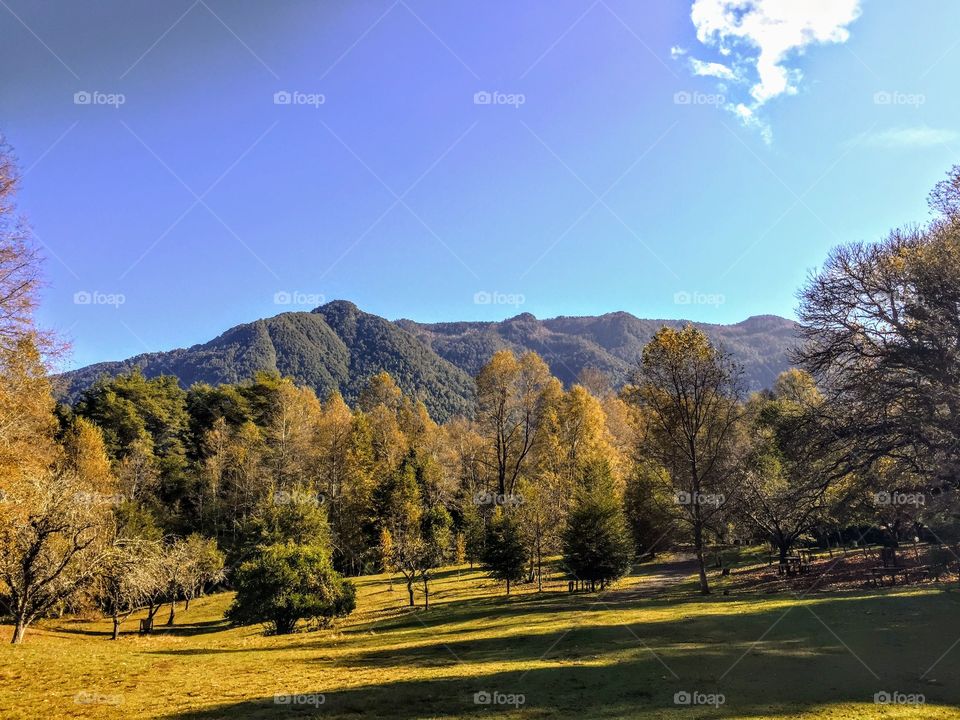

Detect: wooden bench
[777, 556, 805, 576]
[870, 567, 911, 587]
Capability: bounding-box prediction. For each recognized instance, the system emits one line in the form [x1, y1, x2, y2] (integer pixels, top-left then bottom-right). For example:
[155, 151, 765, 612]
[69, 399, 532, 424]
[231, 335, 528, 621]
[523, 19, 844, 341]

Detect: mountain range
[58, 300, 799, 421]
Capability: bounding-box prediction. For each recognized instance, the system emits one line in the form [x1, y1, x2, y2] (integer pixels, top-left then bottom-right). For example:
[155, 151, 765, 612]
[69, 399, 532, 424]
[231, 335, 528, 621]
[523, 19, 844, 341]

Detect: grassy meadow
[1, 554, 958, 719]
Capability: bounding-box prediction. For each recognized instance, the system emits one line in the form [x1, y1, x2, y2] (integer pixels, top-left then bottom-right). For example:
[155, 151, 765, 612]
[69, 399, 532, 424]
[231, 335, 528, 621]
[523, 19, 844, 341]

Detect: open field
[1, 555, 958, 719]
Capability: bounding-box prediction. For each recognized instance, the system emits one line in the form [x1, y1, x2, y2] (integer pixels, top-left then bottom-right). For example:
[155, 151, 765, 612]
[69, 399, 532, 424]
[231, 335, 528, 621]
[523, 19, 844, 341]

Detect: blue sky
[2, 0, 959, 369]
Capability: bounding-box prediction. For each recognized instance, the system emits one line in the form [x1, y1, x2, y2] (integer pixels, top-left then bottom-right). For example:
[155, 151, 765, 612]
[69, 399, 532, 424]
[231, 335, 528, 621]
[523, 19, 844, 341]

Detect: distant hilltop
[58, 300, 799, 422]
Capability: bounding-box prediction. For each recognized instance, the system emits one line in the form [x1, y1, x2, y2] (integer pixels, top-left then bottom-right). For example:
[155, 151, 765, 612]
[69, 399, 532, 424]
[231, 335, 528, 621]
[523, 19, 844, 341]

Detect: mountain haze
[59, 301, 799, 421]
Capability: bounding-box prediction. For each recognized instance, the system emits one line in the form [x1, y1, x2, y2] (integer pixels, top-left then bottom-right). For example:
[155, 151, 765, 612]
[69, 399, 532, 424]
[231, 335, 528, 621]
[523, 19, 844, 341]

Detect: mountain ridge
[58, 300, 799, 421]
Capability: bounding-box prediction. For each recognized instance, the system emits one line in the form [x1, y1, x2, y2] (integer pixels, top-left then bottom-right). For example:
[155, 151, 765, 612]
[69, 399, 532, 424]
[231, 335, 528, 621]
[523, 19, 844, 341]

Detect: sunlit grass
[1, 555, 958, 719]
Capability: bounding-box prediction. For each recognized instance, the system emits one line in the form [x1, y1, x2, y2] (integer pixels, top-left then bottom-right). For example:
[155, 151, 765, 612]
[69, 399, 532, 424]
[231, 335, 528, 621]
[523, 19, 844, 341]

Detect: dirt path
[610, 554, 700, 600]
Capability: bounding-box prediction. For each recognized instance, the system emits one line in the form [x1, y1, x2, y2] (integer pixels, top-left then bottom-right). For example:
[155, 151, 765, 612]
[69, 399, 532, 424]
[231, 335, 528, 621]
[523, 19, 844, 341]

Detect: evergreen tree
[481, 509, 527, 595]
[562, 462, 634, 590]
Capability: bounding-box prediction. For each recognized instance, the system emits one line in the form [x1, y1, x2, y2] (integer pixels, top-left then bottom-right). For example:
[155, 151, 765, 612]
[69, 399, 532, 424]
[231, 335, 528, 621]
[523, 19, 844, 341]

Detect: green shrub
[226, 542, 355, 634]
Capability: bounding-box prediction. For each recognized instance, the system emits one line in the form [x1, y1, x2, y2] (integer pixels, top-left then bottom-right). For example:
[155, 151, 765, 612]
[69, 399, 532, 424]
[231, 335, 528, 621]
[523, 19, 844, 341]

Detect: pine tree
[481, 509, 527, 595]
[562, 461, 634, 591]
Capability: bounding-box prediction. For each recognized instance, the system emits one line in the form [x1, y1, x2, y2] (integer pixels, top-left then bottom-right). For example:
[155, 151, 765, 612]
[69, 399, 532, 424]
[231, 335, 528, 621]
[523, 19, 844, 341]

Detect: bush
[226, 543, 355, 634]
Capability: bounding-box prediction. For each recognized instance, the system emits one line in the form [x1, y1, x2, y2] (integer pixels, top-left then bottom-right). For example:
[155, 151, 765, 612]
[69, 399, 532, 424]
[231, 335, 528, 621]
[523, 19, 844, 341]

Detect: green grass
[1, 555, 959, 719]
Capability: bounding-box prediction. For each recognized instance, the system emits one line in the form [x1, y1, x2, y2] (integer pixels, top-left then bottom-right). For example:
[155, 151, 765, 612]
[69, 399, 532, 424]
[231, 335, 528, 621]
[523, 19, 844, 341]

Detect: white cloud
[681, 0, 862, 138]
[853, 126, 960, 149]
[689, 57, 737, 80]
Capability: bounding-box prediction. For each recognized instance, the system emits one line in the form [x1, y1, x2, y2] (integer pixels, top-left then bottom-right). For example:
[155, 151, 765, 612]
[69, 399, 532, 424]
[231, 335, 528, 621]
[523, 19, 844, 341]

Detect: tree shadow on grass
[162, 590, 960, 719]
[56, 617, 231, 640]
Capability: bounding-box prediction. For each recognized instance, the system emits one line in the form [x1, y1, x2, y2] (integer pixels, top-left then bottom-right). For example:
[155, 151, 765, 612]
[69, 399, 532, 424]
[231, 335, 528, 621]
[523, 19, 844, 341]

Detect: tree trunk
[778, 540, 790, 563]
[406, 579, 415, 607]
[11, 619, 27, 645]
[422, 578, 429, 610]
[112, 615, 121, 641]
[536, 540, 543, 593]
[506, 578, 511, 595]
[167, 601, 176, 626]
[694, 524, 710, 595]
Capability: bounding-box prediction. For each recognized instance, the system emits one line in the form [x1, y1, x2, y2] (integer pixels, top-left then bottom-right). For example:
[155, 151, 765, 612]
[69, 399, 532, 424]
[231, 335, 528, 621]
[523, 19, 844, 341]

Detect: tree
[378, 527, 395, 589]
[94, 538, 162, 640]
[227, 542, 355, 635]
[796, 170, 960, 490]
[159, 538, 193, 626]
[481, 509, 527, 595]
[0, 418, 116, 643]
[624, 463, 678, 558]
[358, 371, 403, 413]
[180, 534, 225, 610]
[418, 505, 451, 609]
[737, 371, 831, 562]
[0, 139, 43, 354]
[233, 487, 329, 568]
[371, 451, 450, 608]
[75, 371, 191, 526]
[562, 462, 634, 589]
[476, 350, 552, 496]
[630, 326, 743, 595]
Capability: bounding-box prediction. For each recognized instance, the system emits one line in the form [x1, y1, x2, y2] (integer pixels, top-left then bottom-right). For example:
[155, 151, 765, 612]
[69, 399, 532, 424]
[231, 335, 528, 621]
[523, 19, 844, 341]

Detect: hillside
[58, 301, 799, 421]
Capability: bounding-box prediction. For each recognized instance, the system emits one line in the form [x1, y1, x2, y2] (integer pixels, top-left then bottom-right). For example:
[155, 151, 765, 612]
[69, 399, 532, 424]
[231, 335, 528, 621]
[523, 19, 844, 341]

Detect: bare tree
[94, 539, 163, 640]
[0, 140, 42, 354]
